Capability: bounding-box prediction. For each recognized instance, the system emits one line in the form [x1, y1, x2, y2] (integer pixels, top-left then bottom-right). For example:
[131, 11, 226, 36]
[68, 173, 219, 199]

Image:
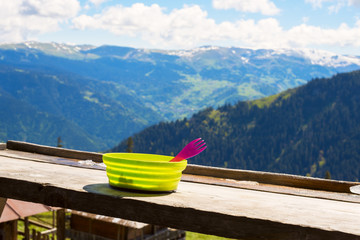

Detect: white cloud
[306, 0, 360, 11]
[0, 0, 80, 43]
[212, 0, 280, 16]
[349, 0, 360, 6]
[20, 0, 80, 18]
[305, 0, 331, 8]
[73, 4, 219, 47]
[2, 1, 356, 53]
[287, 21, 360, 48]
[72, 3, 360, 51]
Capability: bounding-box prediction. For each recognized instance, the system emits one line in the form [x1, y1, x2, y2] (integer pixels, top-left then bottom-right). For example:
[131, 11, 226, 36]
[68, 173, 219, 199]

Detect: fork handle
[169, 156, 185, 162]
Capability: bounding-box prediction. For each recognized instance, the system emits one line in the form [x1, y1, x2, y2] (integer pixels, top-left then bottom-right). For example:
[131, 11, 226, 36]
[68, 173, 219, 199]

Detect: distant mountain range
[1, 41, 360, 151]
[0, 65, 162, 151]
[112, 70, 360, 181]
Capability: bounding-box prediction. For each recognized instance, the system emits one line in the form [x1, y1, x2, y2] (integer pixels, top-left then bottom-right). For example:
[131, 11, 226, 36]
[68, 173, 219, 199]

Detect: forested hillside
[112, 71, 360, 181]
[0, 65, 162, 150]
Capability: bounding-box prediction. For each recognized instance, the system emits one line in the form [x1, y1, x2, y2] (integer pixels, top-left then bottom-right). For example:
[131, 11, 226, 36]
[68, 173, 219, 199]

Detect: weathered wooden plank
[27, 219, 53, 230]
[184, 164, 358, 193]
[1, 148, 359, 204]
[6, 140, 102, 162]
[40, 228, 56, 235]
[182, 174, 360, 204]
[0, 143, 6, 150]
[5, 140, 360, 194]
[0, 154, 360, 239]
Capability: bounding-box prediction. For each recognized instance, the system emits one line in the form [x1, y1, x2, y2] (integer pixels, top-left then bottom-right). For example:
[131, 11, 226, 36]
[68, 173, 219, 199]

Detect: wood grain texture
[184, 164, 357, 193]
[0, 197, 6, 216]
[1, 150, 360, 239]
[181, 174, 360, 204]
[6, 140, 102, 162]
[56, 209, 66, 240]
[1, 148, 359, 205]
[6, 140, 360, 194]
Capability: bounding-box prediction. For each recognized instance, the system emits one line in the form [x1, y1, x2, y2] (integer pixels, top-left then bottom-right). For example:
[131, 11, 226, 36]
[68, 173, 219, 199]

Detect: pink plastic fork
[169, 138, 207, 162]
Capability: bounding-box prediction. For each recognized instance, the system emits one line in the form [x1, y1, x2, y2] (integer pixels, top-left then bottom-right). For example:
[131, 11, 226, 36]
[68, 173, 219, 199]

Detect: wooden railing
[1, 141, 360, 240]
[16, 218, 56, 240]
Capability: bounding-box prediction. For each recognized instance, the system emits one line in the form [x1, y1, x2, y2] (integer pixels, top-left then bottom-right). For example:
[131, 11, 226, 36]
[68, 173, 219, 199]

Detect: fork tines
[194, 139, 206, 151]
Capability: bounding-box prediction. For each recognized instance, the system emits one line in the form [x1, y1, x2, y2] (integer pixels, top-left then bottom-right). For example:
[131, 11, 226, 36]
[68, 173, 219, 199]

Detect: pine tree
[126, 137, 134, 153]
[57, 137, 63, 148]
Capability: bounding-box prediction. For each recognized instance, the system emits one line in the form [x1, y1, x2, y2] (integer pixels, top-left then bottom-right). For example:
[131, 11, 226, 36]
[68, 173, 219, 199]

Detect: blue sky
[1, 0, 360, 55]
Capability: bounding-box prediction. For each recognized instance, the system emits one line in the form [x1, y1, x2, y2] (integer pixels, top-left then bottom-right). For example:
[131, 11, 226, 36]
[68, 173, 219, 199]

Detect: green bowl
[103, 153, 187, 192]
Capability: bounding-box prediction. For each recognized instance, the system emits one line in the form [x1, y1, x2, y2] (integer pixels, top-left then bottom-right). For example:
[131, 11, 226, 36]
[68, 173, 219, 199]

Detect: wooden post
[12, 220, 17, 240]
[0, 197, 6, 217]
[24, 217, 30, 240]
[52, 210, 55, 240]
[0, 220, 17, 240]
[117, 225, 126, 240]
[56, 209, 65, 240]
[36, 230, 41, 240]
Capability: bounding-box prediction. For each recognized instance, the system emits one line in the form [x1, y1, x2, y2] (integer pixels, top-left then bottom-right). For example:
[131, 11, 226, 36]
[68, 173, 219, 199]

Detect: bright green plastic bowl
[103, 153, 187, 192]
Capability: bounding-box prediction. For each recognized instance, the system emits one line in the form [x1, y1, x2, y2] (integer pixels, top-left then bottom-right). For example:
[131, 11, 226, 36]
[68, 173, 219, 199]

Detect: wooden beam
[0, 197, 6, 217]
[184, 164, 357, 193]
[5, 140, 360, 194]
[1, 147, 359, 204]
[27, 219, 53, 230]
[41, 228, 57, 235]
[6, 140, 102, 162]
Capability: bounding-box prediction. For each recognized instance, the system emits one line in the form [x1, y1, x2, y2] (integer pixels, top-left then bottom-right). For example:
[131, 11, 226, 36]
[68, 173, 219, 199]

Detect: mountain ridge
[111, 70, 360, 181]
[1, 41, 360, 151]
[3, 41, 360, 68]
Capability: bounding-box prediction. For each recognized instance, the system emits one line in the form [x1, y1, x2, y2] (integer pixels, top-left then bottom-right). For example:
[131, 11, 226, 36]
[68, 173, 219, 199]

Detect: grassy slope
[186, 231, 236, 240]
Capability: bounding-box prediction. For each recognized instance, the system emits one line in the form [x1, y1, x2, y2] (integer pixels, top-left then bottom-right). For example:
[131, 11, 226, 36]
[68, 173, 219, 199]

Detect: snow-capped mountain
[0, 41, 96, 59]
[1, 41, 360, 119]
[1, 41, 360, 151]
[273, 48, 360, 68]
[3, 41, 360, 68]
[167, 45, 360, 68]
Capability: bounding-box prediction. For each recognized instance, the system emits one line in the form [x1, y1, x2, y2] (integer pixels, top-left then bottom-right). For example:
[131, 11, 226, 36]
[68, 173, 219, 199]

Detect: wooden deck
[1, 141, 360, 240]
